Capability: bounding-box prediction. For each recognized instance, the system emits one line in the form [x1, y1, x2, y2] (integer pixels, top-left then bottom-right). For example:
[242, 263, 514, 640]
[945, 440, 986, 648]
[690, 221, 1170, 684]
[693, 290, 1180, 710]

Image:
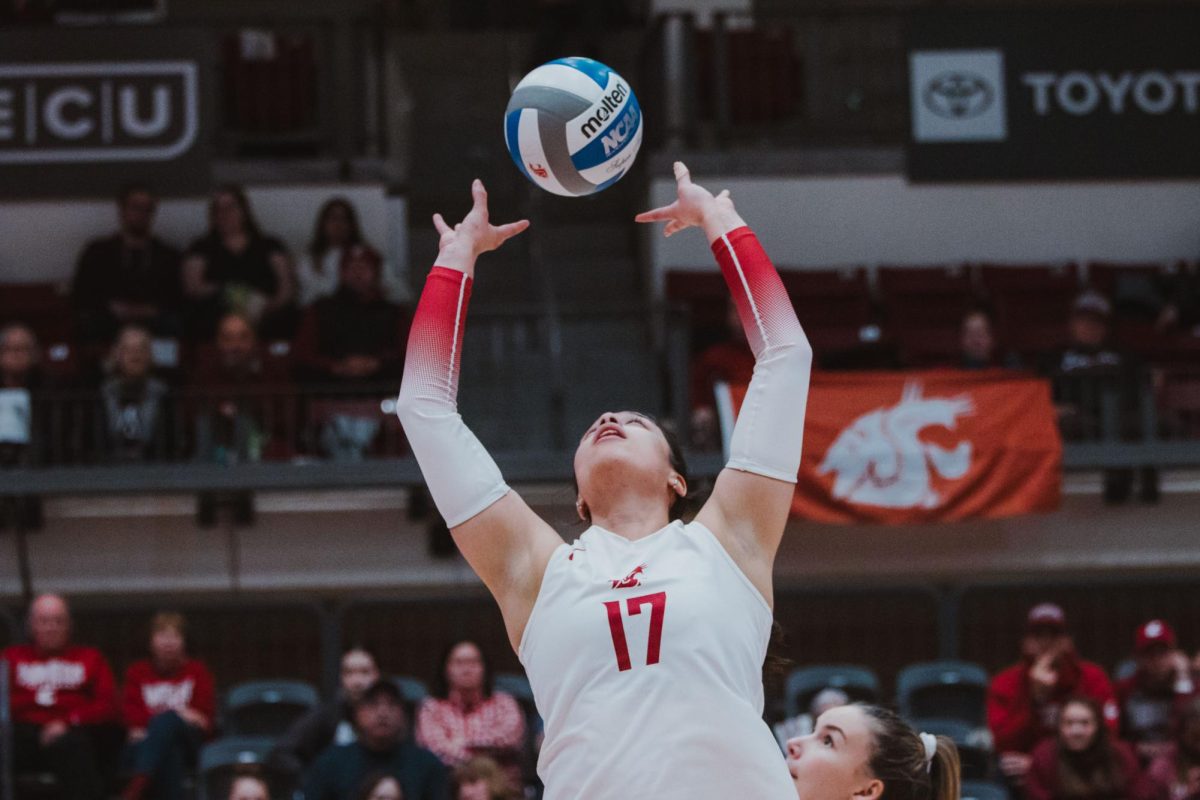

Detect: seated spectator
[959, 307, 1021, 370]
[182, 185, 296, 341]
[1044, 289, 1156, 504]
[1026, 696, 1143, 800]
[1142, 696, 1200, 800]
[415, 641, 524, 791]
[453, 757, 520, 800]
[688, 299, 754, 450]
[227, 766, 272, 800]
[121, 611, 216, 800]
[99, 325, 169, 461]
[773, 686, 850, 748]
[989, 603, 1119, 787]
[1118, 620, 1196, 766]
[293, 244, 410, 386]
[192, 313, 292, 464]
[357, 772, 405, 800]
[297, 198, 409, 306]
[303, 678, 448, 800]
[0, 323, 45, 526]
[269, 646, 381, 778]
[3, 593, 121, 800]
[72, 184, 182, 347]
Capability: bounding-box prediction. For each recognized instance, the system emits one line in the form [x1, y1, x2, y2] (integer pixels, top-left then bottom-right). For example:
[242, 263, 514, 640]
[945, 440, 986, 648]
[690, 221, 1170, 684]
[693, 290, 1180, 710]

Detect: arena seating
[895, 660, 989, 727]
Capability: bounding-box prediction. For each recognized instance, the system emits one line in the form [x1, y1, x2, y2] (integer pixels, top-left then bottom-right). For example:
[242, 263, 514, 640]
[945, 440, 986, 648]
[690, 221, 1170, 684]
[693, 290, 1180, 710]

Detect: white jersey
[519, 519, 796, 800]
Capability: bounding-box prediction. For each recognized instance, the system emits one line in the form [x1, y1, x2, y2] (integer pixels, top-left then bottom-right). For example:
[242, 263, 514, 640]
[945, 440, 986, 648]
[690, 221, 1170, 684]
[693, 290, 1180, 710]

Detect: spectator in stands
[191, 313, 291, 464]
[294, 244, 410, 386]
[688, 299, 754, 450]
[72, 185, 182, 347]
[182, 185, 296, 341]
[357, 772, 405, 800]
[3, 593, 121, 800]
[99, 325, 169, 461]
[270, 645, 381, 778]
[0, 322, 45, 526]
[453, 757, 520, 800]
[303, 678, 448, 800]
[1118, 620, 1196, 765]
[297, 198, 409, 308]
[1025, 696, 1143, 800]
[227, 766, 272, 800]
[989, 603, 1119, 786]
[121, 611, 216, 800]
[958, 307, 1020, 370]
[774, 687, 851, 748]
[1142, 696, 1200, 800]
[415, 641, 524, 790]
[1045, 289, 1157, 504]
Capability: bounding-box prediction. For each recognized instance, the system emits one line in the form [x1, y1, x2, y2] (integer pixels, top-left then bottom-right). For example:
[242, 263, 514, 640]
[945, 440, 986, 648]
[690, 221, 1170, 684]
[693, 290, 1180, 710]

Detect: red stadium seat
[978, 263, 1080, 359]
[1157, 366, 1200, 439]
[0, 282, 74, 345]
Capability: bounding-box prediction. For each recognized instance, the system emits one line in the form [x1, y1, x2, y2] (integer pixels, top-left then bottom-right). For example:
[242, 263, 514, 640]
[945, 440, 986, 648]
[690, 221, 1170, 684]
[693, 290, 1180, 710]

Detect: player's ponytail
[859, 704, 962, 800]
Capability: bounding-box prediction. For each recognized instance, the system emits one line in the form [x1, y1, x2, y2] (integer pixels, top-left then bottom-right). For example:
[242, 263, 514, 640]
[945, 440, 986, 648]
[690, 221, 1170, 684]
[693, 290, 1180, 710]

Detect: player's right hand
[433, 179, 529, 261]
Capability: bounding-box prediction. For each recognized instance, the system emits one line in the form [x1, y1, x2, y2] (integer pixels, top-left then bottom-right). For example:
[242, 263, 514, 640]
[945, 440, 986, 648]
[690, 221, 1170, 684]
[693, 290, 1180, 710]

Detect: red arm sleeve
[122, 664, 150, 729]
[69, 652, 118, 726]
[988, 668, 1038, 754]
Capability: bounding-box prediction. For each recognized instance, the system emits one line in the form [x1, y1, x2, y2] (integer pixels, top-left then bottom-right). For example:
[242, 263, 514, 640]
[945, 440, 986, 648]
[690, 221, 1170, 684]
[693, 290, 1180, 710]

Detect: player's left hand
[635, 161, 731, 238]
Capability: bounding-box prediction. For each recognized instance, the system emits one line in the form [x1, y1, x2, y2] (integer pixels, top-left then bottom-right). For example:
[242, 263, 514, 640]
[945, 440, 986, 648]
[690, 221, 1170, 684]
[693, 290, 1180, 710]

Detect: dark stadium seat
[197, 736, 290, 800]
[494, 671, 543, 793]
[877, 264, 977, 326]
[911, 717, 993, 781]
[961, 781, 1010, 800]
[895, 660, 989, 726]
[222, 680, 319, 737]
[665, 269, 731, 353]
[1086, 260, 1175, 319]
[784, 664, 880, 719]
[1158, 366, 1200, 438]
[778, 267, 884, 364]
[979, 264, 1080, 358]
[391, 674, 430, 719]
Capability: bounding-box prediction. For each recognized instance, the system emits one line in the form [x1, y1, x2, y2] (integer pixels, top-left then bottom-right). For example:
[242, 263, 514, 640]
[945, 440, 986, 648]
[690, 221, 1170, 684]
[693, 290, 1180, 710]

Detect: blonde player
[396, 162, 811, 799]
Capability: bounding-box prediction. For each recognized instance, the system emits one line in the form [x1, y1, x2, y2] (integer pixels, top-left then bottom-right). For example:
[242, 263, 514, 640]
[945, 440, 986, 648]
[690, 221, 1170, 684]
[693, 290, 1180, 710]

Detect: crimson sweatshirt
[988, 654, 1119, 754]
[3, 643, 118, 727]
[121, 658, 216, 733]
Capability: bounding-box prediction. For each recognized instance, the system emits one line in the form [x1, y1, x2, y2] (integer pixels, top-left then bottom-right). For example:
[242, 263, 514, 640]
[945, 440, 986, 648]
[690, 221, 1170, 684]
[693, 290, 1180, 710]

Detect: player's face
[786, 705, 882, 800]
[574, 411, 674, 500]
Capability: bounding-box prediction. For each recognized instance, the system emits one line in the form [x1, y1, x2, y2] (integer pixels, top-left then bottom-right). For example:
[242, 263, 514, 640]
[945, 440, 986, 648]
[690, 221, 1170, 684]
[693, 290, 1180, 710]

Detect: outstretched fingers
[432, 213, 452, 236]
[470, 179, 489, 218]
[495, 219, 531, 243]
[634, 202, 680, 223]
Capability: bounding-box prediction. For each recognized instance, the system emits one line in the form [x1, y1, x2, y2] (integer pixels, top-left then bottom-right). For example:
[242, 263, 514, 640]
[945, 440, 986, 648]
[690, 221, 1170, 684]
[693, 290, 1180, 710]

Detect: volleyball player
[396, 162, 811, 798]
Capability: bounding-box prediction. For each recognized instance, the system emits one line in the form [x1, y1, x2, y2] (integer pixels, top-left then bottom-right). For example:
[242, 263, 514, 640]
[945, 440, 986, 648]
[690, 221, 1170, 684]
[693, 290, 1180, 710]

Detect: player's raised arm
[636, 163, 812, 595]
[396, 179, 562, 649]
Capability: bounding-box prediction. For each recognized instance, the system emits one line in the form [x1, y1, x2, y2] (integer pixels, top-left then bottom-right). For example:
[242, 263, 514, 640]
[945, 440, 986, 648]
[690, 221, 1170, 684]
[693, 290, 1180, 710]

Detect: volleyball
[504, 57, 643, 197]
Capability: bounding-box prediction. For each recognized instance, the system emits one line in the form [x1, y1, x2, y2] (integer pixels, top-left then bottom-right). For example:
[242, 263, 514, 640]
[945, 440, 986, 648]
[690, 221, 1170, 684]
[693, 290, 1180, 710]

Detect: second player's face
[786, 705, 881, 800]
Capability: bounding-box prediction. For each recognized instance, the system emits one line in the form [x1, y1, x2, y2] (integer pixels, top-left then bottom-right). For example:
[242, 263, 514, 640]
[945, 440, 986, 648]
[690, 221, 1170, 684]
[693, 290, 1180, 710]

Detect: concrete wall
[647, 175, 1200, 287]
[4, 480, 1197, 600]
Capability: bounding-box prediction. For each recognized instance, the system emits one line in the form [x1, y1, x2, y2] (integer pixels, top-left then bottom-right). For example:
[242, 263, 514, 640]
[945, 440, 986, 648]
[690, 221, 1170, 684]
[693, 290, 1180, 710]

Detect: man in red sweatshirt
[988, 602, 1119, 789]
[3, 593, 120, 800]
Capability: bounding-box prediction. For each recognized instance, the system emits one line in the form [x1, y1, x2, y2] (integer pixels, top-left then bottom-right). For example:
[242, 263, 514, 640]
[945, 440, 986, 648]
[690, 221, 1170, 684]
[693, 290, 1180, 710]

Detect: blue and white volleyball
[504, 57, 642, 197]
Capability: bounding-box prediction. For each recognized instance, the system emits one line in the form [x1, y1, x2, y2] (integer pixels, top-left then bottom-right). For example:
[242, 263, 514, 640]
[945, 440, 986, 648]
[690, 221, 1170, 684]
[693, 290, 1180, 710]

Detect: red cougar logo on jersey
[611, 564, 646, 589]
[528, 163, 548, 179]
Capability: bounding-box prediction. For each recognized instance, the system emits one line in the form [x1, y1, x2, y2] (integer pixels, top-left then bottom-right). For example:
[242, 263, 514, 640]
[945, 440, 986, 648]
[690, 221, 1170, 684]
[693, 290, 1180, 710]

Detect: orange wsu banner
[728, 370, 1062, 524]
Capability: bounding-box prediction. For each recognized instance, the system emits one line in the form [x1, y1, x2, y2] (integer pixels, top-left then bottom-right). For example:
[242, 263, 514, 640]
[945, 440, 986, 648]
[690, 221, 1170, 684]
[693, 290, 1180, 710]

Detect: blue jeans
[126, 711, 205, 800]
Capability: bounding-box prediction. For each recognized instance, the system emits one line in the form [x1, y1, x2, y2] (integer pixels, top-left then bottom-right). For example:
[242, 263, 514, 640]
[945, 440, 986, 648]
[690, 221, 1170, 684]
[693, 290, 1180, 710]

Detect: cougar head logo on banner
[818, 382, 974, 509]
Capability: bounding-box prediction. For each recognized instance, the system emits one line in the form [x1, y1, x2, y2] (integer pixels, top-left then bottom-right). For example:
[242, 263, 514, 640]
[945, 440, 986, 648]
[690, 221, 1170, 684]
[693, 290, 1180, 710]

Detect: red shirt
[2, 643, 118, 727]
[121, 658, 216, 733]
[988, 655, 1119, 754]
[1026, 737, 1144, 800]
[414, 691, 525, 767]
